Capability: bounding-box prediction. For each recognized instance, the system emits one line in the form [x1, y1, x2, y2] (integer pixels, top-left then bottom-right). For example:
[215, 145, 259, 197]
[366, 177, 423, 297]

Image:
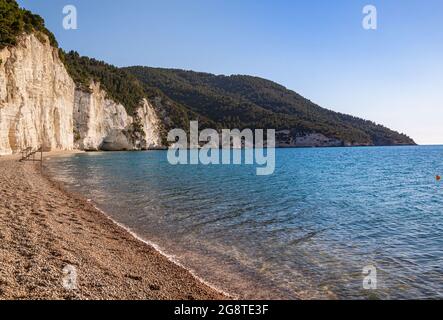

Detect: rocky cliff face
[0, 34, 163, 155]
[135, 99, 163, 149]
[73, 83, 162, 151]
[0, 34, 75, 155]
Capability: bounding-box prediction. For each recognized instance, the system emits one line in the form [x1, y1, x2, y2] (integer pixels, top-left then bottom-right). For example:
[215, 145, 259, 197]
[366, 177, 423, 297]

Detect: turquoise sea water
[46, 146, 443, 299]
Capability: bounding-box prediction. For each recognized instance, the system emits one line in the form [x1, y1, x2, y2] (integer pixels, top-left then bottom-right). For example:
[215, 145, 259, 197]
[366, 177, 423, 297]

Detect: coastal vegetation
[62, 51, 217, 143]
[62, 51, 146, 115]
[0, 0, 57, 48]
[125, 67, 415, 146]
[1, 0, 415, 146]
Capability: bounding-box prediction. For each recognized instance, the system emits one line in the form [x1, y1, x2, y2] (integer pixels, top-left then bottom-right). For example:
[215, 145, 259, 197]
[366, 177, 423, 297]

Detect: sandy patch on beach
[0, 155, 225, 300]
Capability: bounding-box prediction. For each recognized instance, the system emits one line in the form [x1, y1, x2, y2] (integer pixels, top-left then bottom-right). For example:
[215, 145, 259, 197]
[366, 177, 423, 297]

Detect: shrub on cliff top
[62, 51, 146, 116]
[62, 51, 217, 141]
[0, 0, 58, 49]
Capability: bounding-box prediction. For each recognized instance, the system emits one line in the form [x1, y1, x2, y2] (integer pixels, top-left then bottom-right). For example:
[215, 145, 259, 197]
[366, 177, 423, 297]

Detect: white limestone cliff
[0, 33, 350, 155]
[0, 34, 163, 155]
[134, 98, 162, 149]
[73, 82, 132, 151]
[73, 83, 162, 151]
[0, 34, 75, 155]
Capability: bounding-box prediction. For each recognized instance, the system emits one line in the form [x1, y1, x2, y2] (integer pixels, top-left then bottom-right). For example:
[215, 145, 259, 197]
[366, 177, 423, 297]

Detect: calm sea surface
[46, 146, 443, 299]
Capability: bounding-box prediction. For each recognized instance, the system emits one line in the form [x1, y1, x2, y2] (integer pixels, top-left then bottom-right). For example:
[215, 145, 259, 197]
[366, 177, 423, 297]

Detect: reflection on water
[46, 147, 443, 299]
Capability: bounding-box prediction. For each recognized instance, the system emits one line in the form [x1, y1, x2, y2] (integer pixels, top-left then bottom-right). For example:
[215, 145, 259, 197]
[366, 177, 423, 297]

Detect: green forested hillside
[62, 51, 217, 141]
[125, 67, 415, 146]
[2, 0, 415, 146]
[0, 0, 57, 49]
[62, 51, 146, 115]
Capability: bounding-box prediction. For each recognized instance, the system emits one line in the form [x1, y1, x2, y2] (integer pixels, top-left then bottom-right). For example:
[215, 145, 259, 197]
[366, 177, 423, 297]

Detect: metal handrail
[19, 145, 43, 168]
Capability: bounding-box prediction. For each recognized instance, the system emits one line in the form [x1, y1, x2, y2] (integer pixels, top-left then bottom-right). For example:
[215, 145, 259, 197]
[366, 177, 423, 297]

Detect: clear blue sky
[18, 0, 443, 144]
